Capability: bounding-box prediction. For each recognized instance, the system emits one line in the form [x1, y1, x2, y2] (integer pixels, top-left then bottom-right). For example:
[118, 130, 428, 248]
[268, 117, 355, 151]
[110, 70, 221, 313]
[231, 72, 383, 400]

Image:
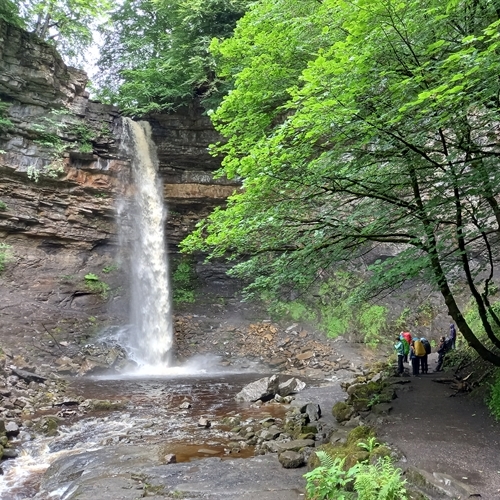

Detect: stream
[0, 370, 302, 499]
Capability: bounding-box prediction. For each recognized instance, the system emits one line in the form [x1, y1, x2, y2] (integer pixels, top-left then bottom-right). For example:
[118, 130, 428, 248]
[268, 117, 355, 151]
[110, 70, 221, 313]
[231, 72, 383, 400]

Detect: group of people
[394, 324, 457, 376]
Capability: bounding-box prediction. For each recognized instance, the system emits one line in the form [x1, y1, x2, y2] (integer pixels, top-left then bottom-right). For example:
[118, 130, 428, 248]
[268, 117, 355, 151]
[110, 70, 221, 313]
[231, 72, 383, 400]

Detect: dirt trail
[377, 354, 500, 499]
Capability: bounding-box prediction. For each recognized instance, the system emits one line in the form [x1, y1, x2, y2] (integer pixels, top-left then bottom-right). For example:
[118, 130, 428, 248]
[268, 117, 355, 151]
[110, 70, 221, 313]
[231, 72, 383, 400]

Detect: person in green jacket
[400, 334, 410, 363]
[394, 336, 405, 375]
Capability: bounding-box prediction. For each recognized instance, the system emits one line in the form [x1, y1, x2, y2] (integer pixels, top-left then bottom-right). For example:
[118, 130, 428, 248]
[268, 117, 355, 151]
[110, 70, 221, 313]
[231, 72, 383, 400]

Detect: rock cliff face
[0, 21, 238, 346]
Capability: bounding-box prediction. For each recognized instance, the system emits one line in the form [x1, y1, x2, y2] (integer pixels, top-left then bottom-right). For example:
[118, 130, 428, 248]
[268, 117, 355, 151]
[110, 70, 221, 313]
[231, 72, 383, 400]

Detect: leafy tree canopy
[182, 0, 500, 365]
[8, 0, 111, 63]
[93, 0, 252, 115]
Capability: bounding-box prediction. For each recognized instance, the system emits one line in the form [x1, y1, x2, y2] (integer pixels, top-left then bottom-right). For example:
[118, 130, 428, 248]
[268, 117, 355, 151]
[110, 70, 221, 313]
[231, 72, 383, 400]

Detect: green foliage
[354, 457, 407, 500]
[94, 0, 252, 114]
[0, 0, 24, 26]
[0, 243, 11, 274]
[357, 437, 380, 453]
[487, 370, 500, 421]
[172, 258, 196, 304]
[304, 456, 355, 500]
[305, 454, 406, 500]
[73, 122, 95, 153]
[102, 264, 118, 274]
[0, 201, 7, 211]
[359, 306, 388, 347]
[182, 0, 500, 366]
[17, 0, 112, 64]
[0, 99, 13, 132]
[84, 273, 110, 299]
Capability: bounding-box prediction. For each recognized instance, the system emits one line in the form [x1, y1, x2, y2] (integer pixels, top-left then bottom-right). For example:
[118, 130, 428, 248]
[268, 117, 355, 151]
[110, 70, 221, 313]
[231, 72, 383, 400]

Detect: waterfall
[120, 118, 173, 367]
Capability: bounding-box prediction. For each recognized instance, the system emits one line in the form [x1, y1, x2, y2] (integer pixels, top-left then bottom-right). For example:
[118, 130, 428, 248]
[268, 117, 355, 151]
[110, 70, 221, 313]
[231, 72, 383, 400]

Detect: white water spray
[120, 118, 173, 367]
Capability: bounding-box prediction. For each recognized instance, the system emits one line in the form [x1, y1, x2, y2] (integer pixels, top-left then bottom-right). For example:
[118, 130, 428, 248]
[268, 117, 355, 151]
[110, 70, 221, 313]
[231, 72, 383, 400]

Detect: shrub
[84, 273, 110, 299]
[354, 457, 407, 500]
[0, 243, 11, 273]
[487, 370, 500, 421]
[172, 259, 196, 304]
[304, 454, 407, 500]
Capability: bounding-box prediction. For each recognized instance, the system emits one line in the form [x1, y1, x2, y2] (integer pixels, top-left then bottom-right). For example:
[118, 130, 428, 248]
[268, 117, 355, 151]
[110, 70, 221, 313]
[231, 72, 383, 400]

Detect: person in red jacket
[401, 331, 412, 362]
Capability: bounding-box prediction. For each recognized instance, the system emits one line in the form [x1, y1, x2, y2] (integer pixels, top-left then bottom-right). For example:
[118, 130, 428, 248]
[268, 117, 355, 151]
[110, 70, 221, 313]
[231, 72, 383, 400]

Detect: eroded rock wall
[0, 21, 239, 347]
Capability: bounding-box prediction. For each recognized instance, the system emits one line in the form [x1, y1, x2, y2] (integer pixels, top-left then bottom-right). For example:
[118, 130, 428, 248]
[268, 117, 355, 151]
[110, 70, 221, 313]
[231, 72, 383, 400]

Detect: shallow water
[0, 372, 291, 500]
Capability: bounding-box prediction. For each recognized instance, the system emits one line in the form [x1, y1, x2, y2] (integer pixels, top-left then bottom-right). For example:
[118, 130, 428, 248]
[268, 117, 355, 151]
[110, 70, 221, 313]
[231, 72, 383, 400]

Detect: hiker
[401, 331, 412, 362]
[449, 324, 457, 350]
[400, 334, 410, 364]
[394, 335, 405, 375]
[420, 337, 431, 374]
[410, 340, 420, 376]
[435, 335, 446, 372]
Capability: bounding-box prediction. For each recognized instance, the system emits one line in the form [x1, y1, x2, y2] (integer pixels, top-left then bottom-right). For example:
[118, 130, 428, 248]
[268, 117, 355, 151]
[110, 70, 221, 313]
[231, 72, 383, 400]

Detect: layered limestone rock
[0, 20, 238, 349]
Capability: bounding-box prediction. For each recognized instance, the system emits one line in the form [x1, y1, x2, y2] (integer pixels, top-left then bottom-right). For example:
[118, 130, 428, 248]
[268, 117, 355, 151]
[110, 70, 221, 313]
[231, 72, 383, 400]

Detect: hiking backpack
[414, 339, 426, 356]
[421, 338, 431, 354]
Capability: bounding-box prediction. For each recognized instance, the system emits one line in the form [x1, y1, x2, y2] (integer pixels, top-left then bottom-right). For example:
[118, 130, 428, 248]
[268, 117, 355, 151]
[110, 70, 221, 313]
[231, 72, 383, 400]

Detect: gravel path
[377, 354, 500, 499]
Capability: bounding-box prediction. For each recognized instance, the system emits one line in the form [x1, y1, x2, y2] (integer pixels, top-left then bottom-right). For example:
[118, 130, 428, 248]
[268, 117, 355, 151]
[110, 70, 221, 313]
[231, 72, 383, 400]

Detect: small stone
[163, 453, 177, 464]
[179, 401, 191, 409]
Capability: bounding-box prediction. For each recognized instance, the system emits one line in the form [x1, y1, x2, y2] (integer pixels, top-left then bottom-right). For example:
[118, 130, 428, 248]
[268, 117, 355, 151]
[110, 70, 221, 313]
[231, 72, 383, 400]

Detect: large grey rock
[278, 451, 304, 469]
[37, 445, 306, 500]
[275, 439, 315, 453]
[278, 377, 306, 397]
[235, 375, 280, 402]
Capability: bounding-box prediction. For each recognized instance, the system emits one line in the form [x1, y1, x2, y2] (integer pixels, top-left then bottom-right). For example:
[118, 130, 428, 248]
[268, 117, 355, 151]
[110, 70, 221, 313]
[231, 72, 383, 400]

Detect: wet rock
[235, 374, 280, 402]
[198, 417, 211, 428]
[5, 421, 20, 437]
[278, 377, 306, 397]
[163, 453, 177, 464]
[278, 450, 304, 469]
[2, 448, 19, 459]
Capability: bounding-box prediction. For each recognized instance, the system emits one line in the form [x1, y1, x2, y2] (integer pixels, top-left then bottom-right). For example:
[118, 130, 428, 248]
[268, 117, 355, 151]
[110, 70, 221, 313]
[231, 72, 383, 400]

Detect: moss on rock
[332, 401, 354, 422]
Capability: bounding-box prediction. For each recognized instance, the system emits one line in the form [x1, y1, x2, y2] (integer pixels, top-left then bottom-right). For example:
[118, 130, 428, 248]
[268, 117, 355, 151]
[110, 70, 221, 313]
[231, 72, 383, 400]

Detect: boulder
[278, 450, 304, 469]
[304, 403, 321, 422]
[332, 401, 355, 423]
[275, 439, 315, 453]
[278, 377, 306, 397]
[235, 374, 280, 402]
[5, 421, 20, 437]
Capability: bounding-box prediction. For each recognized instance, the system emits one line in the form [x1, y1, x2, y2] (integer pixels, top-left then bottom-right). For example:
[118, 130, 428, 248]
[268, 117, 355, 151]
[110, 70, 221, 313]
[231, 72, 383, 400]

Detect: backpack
[414, 339, 426, 357]
[421, 338, 431, 354]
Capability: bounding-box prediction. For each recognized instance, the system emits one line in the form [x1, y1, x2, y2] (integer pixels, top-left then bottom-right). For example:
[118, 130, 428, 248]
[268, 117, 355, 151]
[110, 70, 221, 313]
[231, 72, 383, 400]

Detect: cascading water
[120, 118, 173, 368]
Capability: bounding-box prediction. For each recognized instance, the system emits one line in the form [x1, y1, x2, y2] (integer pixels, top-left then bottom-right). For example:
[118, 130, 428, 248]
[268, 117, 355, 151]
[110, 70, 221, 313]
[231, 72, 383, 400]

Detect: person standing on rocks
[394, 336, 405, 376]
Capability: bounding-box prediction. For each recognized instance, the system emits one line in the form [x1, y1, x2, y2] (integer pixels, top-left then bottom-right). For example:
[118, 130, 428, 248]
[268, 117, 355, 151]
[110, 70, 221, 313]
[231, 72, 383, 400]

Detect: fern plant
[354, 457, 407, 500]
[304, 454, 357, 500]
[357, 436, 380, 452]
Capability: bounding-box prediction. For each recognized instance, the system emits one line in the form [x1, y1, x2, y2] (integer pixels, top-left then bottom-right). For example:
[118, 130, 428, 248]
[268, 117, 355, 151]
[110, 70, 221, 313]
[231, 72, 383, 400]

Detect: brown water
[0, 372, 293, 499]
